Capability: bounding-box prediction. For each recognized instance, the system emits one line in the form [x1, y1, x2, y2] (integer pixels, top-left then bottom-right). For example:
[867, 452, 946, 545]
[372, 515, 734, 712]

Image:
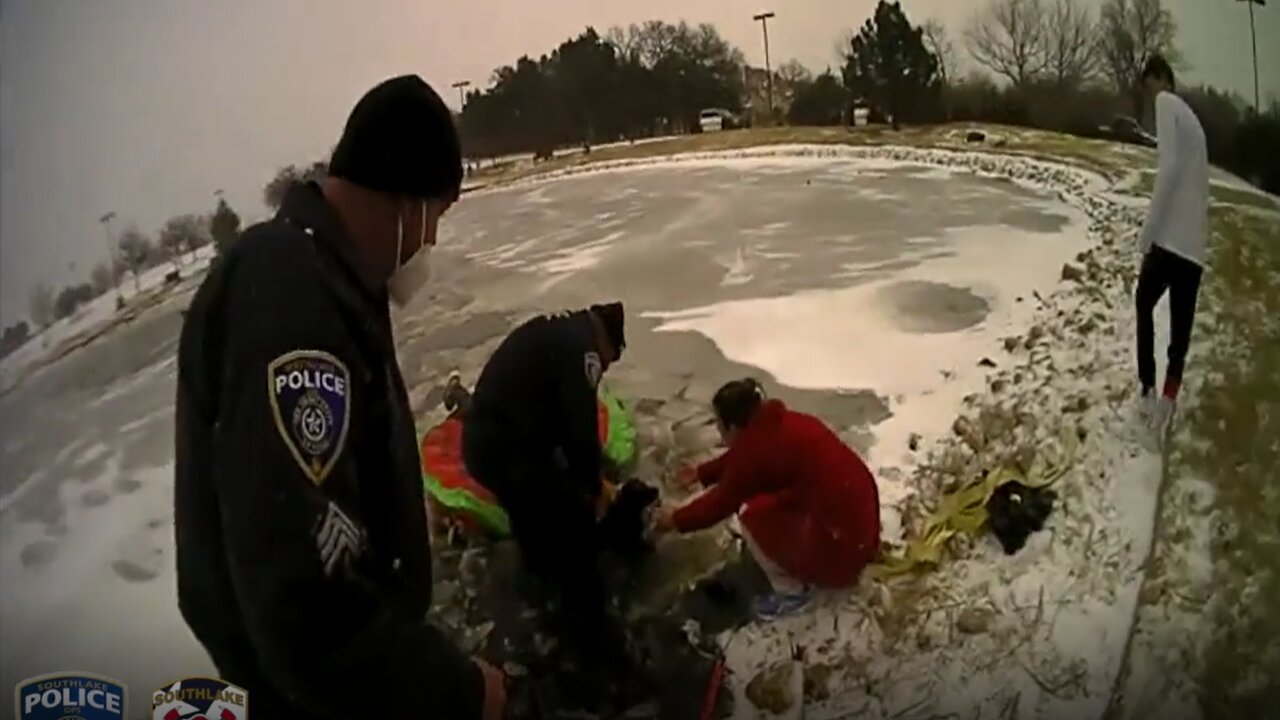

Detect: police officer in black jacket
[461, 303, 631, 691]
[174, 75, 504, 720]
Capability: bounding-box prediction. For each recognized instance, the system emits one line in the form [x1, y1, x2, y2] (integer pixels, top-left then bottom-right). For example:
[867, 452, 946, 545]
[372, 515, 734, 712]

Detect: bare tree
[776, 59, 813, 108]
[158, 214, 207, 266]
[29, 283, 55, 329]
[1044, 0, 1100, 88]
[604, 26, 637, 59]
[965, 0, 1049, 86]
[263, 161, 327, 211]
[116, 226, 152, 292]
[90, 263, 114, 296]
[629, 21, 681, 68]
[1097, 0, 1179, 117]
[777, 59, 813, 86]
[922, 19, 957, 85]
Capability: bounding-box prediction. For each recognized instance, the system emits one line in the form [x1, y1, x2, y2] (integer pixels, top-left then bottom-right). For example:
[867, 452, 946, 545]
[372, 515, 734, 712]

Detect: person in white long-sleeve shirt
[1134, 54, 1209, 443]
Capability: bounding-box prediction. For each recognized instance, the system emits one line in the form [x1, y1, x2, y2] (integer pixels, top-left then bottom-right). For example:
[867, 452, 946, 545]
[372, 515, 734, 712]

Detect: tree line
[944, 0, 1276, 189]
[4, 196, 243, 359]
[451, 0, 1273, 186]
[262, 0, 1274, 196]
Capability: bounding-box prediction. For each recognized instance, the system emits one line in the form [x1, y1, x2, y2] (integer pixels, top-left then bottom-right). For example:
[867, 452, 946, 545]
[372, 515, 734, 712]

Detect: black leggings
[1135, 245, 1203, 397]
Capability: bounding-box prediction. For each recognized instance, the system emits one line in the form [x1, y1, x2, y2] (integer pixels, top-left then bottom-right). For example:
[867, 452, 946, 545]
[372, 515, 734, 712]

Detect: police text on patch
[24, 682, 122, 715]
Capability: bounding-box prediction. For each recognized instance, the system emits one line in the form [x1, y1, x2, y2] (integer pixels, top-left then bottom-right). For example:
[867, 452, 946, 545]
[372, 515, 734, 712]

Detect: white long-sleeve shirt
[1138, 90, 1209, 265]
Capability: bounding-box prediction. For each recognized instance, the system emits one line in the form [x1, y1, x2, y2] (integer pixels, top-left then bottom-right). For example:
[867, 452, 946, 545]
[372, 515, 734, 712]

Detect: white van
[699, 109, 727, 133]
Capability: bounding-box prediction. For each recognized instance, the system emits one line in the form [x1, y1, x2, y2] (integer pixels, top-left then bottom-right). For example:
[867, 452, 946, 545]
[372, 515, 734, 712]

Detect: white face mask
[388, 199, 433, 308]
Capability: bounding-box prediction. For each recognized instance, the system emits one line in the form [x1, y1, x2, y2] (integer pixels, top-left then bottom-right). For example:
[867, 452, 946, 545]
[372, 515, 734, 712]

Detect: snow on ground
[0, 246, 216, 391]
[467, 143, 1113, 200]
[467, 135, 682, 175]
[0, 454, 213, 703]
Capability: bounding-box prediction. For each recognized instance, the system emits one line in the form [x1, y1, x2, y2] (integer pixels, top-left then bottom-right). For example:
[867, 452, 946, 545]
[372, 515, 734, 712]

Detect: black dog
[986, 481, 1057, 555]
[598, 480, 660, 561]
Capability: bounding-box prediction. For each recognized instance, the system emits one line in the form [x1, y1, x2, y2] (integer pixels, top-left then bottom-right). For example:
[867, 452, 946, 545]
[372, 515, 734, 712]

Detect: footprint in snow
[20, 540, 60, 570]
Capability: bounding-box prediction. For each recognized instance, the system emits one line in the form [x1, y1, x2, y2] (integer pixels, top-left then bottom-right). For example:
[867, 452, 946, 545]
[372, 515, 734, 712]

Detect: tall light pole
[1236, 0, 1266, 111]
[98, 211, 123, 309]
[451, 80, 471, 112]
[753, 12, 777, 117]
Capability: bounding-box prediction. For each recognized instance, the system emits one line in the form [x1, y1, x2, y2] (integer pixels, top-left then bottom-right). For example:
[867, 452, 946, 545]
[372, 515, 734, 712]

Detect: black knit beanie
[590, 301, 626, 358]
[329, 75, 463, 201]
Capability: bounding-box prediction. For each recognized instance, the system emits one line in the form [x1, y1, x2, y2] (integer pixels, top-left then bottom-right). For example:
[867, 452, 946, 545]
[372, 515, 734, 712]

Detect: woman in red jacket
[653, 378, 881, 618]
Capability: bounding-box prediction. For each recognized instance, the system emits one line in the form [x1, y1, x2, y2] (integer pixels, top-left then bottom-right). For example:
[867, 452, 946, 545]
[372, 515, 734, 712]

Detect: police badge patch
[268, 350, 351, 485]
[17, 672, 126, 720]
[584, 351, 603, 389]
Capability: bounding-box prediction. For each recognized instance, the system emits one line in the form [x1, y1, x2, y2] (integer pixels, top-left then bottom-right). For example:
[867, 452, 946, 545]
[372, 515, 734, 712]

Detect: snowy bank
[545, 143, 1188, 719]
[0, 246, 216, 393]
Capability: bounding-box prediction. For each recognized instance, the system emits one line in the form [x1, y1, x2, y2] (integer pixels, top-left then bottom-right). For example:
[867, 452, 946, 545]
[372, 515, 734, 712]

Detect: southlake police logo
[268, 350, 350, 485]
[151, 677, 247, 720]
[16, 672, 126, 720]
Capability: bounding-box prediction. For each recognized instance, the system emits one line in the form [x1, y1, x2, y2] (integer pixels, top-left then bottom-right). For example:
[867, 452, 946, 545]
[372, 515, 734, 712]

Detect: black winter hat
[591, 301, 626, 357]
[329, 75, 463, 201]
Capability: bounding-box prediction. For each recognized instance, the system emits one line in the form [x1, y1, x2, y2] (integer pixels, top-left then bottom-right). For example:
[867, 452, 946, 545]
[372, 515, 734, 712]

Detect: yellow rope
[866, 436, 1076, 580]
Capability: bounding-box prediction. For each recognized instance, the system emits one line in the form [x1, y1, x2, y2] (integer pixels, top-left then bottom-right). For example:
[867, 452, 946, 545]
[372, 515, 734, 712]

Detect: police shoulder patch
[584, 351, 603, 389]
[267, 350, 351, 485]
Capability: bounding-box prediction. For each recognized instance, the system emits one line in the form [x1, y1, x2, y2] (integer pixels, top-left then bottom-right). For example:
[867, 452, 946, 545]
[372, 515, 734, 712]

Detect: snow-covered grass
[1114, 206, 1280, 719]
[466, 125, 1146, 192]
[1126, 169, 1280, 212]
[0, 245, 216, 393]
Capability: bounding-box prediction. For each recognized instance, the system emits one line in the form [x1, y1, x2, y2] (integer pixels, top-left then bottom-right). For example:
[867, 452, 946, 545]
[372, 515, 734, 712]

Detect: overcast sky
[1, 0, 1276, 326]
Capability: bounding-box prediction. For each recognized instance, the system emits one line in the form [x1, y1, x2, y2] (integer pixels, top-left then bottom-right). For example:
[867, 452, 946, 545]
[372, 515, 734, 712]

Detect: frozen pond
[0, 154, 1090, 713]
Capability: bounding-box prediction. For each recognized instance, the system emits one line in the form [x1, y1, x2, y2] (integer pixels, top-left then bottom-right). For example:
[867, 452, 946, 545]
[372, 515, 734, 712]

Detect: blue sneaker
[753, 590, 812, 620]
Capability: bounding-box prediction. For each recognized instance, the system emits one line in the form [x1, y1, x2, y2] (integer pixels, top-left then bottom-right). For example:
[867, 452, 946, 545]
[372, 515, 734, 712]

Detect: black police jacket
[174, 182, 482, 719]
[464, 310, 604, 501]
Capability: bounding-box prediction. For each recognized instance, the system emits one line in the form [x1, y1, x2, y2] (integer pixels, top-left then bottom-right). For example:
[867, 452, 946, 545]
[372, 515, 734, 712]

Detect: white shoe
[1131, 390, 1156, 426]
[1151, 396, 1175, 442]
[1132, 391, 1159, 451]
[443, 371, 468, 414]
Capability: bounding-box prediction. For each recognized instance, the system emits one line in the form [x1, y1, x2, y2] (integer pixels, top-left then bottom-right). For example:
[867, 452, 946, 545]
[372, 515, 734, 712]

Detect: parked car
[698, 108, 742, 133]
[1102, 116, 1157, 148]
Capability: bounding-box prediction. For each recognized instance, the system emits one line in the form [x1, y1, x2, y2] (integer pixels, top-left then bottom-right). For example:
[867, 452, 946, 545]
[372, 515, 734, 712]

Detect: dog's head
[599, 480, 660, 559]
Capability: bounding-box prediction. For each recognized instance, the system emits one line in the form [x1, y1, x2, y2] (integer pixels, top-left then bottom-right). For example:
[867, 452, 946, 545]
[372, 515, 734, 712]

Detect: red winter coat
[672, 400, 881, 588]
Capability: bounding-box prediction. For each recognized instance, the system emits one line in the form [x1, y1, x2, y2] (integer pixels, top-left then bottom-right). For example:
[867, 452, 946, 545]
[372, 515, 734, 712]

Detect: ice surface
[645, 217, 1089, 472]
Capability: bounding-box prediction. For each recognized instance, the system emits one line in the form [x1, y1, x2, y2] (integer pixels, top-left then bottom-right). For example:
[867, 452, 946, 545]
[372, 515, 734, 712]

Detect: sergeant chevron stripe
[314, 501, 364, 577]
